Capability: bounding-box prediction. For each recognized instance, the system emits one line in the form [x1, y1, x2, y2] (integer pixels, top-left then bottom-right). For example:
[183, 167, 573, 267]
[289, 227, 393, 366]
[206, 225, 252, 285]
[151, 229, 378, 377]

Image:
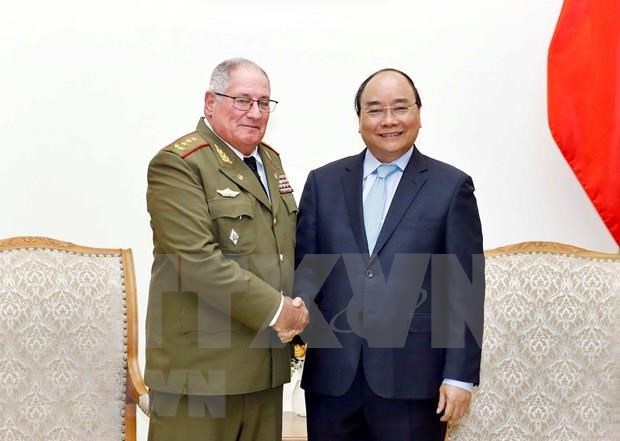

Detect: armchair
[0, 236, 148, 441]
[448, 242, 619, 440]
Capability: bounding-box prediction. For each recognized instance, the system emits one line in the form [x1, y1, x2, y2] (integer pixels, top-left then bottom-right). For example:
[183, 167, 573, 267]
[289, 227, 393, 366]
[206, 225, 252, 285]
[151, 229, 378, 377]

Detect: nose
[381, 108, 398, 124]
[247, 100, 262, 118]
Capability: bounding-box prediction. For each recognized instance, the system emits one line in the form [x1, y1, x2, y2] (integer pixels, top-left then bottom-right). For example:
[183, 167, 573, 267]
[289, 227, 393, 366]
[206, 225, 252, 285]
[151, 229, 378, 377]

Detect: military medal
[278, 174, 293, 194]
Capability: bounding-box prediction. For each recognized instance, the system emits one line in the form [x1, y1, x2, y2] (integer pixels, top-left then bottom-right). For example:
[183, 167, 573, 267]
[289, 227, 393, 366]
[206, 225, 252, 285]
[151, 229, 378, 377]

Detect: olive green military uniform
[145, 118, 297, 440]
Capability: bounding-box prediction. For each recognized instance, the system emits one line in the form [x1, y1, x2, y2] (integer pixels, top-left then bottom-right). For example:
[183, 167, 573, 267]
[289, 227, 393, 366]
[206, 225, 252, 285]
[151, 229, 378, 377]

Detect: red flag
[548, 0, 620, 245]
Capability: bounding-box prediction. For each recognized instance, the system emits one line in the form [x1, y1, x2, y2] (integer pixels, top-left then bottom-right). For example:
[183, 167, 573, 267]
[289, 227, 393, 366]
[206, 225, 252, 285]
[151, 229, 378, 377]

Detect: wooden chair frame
[484, 240, 620, 260]
[0, 236, 148, 441]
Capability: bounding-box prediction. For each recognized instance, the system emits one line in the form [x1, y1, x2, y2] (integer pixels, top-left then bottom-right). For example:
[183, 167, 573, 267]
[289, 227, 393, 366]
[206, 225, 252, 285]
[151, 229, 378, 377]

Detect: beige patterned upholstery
[448, 242, 620, 441]
[0, 237, 148, 441]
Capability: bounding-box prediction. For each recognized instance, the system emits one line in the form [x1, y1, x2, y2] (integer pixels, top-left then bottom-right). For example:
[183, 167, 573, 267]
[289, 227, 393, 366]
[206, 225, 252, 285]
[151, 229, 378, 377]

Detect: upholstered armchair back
[0, 237, 147, 441]
[448, 242, 619, 441]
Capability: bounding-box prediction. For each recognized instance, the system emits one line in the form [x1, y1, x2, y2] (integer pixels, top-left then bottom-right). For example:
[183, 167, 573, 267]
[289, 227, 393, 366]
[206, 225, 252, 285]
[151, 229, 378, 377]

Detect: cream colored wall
[1, 0, 616, 438]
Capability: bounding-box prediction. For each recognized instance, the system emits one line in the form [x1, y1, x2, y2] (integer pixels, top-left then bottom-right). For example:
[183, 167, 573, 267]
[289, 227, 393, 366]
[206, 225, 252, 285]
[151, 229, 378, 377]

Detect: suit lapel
[371, 148, 429, 258]
[341, 151, 370, 259]
[196, 119, 272, 209]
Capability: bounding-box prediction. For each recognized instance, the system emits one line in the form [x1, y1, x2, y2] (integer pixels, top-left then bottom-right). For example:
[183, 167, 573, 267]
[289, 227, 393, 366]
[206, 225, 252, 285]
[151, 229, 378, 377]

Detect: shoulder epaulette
[162, 132, 209, 159]
[260, 140, 280, 156]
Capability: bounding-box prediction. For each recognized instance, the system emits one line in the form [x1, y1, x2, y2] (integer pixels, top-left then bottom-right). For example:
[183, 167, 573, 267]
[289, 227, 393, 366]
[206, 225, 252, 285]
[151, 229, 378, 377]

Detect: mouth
[379, 131, 402, 138]
[240, 125, 261, 131]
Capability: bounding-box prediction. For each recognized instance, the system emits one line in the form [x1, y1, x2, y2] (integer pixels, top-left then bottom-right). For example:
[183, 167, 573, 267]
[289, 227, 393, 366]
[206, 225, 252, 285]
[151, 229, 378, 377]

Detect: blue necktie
[364, 164, 399, 253]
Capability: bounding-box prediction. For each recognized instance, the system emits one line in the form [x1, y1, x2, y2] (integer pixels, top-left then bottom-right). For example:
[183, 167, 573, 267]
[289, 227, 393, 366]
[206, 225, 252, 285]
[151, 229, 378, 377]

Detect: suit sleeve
[293, 171, 343, 348]
[147, 150, 281, 332]
[294, 171, 333, 304]
[295, 171, 318, 264]
[440, 175, 485, 385]
[294, 170, 321, 304]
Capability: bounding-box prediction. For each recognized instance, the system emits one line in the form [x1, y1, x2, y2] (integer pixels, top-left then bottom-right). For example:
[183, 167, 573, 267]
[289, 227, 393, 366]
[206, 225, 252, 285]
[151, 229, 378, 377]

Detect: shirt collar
[363, 146, 414, 179]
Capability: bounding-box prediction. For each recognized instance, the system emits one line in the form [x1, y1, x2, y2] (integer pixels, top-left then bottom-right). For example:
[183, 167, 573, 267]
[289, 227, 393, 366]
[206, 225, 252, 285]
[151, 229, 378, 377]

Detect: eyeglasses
[214, 92, 278, 113]
[363, 104, 417, 119]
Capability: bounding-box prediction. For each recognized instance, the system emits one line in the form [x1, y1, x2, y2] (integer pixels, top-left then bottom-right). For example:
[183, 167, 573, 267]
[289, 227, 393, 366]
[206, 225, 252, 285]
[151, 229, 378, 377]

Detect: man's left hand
[436, 384, 471, 422]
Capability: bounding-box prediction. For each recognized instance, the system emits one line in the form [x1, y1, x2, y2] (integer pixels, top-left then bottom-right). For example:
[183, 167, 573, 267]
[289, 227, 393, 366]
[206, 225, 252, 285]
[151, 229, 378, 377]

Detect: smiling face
[204, 65, 271, 155]
[358, 71, 421, 163]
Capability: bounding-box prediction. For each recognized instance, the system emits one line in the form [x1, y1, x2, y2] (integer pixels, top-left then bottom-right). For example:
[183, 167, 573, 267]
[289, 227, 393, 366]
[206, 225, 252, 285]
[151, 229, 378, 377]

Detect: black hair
[354, 68, 422, 116]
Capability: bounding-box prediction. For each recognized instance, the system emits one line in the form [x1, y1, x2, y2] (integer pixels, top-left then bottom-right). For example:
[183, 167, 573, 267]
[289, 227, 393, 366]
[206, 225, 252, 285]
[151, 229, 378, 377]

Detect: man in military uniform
[145, 58, 308, 441]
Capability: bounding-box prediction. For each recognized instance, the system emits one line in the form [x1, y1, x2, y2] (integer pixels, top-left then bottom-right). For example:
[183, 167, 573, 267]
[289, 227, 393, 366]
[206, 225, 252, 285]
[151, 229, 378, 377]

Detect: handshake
[272, 296, 309, 343]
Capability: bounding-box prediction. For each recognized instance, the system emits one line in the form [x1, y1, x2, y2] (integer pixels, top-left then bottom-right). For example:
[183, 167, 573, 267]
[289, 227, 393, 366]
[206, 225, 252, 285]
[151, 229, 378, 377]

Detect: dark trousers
[305, 364, 446, 441]
[148, 386, 282, 441]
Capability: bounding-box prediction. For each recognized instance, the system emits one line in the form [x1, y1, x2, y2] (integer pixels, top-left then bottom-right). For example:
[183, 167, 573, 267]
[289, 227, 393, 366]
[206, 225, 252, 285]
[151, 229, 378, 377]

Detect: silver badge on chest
[229, 228, 239, 245]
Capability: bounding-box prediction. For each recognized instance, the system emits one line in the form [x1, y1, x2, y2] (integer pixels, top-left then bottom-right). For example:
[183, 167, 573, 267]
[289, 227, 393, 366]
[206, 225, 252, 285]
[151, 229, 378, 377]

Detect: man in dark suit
[294, 68, 485, 441]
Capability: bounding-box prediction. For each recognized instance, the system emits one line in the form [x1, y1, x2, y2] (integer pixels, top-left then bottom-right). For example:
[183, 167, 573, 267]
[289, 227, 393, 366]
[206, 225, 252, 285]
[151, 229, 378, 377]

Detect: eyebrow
[237, 93, 271, 100]
[392, 98, 411, 104]
[363, 97, 412, 107]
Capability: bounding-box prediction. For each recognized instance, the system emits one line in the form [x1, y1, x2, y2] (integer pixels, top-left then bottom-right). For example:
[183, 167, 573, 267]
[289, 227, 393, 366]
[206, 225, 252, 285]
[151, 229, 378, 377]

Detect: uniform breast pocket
[208, 198, 256, 254]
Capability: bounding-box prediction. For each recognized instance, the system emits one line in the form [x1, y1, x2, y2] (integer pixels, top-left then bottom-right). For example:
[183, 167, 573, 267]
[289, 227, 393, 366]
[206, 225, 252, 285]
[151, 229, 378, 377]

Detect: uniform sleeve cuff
[268, 294, 284, 326]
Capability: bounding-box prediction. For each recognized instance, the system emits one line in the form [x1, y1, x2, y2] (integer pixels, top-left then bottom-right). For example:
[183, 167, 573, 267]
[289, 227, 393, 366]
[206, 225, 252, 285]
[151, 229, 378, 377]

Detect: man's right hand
[273, 297, 309, 343]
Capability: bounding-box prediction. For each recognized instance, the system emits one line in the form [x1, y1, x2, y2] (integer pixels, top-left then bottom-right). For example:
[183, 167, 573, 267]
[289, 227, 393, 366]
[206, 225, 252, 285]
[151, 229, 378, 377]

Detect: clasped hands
[273, 296, 309, 343]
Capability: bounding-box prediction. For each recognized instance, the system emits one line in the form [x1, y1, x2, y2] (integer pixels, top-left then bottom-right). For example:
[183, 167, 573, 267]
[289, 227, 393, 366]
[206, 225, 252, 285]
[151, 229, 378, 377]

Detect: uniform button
[366, 269, 374, 278]
[279, 254, 284, 262]
[273, 217, 277, 225]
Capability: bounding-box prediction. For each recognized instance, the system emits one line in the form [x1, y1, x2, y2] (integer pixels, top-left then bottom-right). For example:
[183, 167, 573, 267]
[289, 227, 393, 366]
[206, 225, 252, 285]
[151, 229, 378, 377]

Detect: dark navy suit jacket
[294, 147, 485, 400]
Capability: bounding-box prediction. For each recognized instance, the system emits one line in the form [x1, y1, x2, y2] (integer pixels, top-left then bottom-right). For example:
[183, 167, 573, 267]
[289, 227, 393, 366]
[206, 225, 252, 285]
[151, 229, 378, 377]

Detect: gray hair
[209, 58, 270, 93]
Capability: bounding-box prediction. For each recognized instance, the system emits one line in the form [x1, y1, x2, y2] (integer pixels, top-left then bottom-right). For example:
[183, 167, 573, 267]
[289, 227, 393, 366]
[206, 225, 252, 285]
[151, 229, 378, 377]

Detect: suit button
[279, 254, 284, 262]
[366, 269, 374, 278]
[273, 217, 277, 225]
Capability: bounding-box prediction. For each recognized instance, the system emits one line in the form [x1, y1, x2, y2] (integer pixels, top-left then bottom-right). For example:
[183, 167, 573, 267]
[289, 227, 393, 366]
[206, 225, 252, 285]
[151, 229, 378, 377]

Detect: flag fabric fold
[548, 0, 620, 245]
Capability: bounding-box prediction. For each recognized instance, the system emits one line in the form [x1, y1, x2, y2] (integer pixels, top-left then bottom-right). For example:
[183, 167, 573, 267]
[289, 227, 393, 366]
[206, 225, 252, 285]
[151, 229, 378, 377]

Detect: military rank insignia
[172, 135, 200, 151]
[278, 174, 293, 194]
[214, 143, 233, 164]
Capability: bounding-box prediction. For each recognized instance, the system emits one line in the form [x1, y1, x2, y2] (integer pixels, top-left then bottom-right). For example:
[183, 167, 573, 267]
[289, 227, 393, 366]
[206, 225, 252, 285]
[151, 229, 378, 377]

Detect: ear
[204, 91, 215, 117]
